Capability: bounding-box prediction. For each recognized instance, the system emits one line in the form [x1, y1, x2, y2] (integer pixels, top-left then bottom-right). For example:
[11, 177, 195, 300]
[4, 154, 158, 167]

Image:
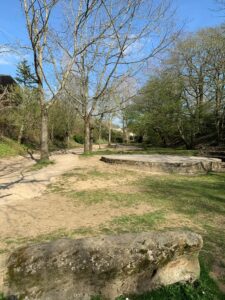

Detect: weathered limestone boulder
[100, 154, 222, 174]
[5, 231, 203, 300]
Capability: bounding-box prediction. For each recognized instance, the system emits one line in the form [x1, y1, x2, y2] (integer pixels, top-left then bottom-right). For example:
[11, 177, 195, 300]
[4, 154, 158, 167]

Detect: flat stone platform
[100, 154, 222, 174]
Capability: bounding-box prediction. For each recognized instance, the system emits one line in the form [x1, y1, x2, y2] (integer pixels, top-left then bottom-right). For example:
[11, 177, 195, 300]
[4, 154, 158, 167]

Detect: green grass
[62, 169, 225, 296]
[2, 226, 95, 247]
[65, 189, 150, 206]
[29, 159, 55, 171]
[136, 173, 225, 217]
[59, 171, 225, 215]
[62, 168, 135, 180]
[0, 293, 6, 300]
[12, 155, 224, 299]
[101, 211, 165, 234]
[62, 168, 116, 180]
[0, 136, 26, 157]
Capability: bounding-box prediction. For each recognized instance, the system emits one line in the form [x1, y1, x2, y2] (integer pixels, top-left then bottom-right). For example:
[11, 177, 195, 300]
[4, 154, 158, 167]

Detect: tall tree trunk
[215, 84, 222, 145]
[153, 127, 167, 147]
[84, 118, 90, 153]
[89, 123, 94, 152]
[40, 105, 49, 160]
[177, 124, 193, 150]
[98, 121, 102, 149]
[50, 125, 54, 143]
[108, 118, 112, 146]
[122, 116, 129, 144]
[197, 66, 204, 130]
[122, 117, 126, 144]
[18, 124, 24, 144]
[125, 129, 129, 144]
[66, 119, 70, 148]
[67, 135, 70, 149]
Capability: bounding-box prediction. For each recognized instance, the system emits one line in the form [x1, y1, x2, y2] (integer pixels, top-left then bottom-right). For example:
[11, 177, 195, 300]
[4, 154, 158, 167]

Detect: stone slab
[101, 154, 222, 174]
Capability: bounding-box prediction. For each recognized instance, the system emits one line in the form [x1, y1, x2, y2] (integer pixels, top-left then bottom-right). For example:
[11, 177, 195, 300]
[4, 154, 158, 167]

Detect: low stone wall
[5, 231, 203, 300]
[101, 154, 222, 174]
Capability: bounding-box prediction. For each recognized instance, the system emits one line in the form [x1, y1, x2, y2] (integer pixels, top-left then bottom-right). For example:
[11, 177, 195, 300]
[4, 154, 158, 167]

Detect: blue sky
[175, 0, 223, 31]
[0, 0, 224, 77]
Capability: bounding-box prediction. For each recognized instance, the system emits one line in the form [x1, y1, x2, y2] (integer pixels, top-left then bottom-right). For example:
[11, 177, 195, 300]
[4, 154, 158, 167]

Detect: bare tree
[22, 0, 58, 160]
[63, 0, 177, 152]
[21, 0, 106, 159]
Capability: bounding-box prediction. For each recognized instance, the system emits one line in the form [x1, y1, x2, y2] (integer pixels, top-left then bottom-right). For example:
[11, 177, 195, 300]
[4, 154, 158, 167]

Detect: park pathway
[0, 148, 86, 203]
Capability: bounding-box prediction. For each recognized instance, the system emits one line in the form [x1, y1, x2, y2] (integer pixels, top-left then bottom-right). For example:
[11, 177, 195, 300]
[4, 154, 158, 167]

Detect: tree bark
[89, 123, 94, 152]
[40, 105, 49, 160]
[67, 135, 70, 149]
[98, 121, 102, 149]
[84, 118, 90, 153]
[50, 125, 54, 143]
[215, 82, 222, 145]
[108, 118, 112, 146]
[18, 124, 24, 144]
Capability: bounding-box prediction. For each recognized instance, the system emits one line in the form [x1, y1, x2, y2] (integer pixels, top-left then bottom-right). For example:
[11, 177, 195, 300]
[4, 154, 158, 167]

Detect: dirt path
[0, 151, 83, 203]
[0, 144, 135, 203]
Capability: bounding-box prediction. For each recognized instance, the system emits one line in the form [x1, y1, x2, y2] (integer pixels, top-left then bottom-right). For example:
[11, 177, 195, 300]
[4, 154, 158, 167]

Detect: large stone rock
[100, 154, 222, 174]
[5, 231, 203, 300]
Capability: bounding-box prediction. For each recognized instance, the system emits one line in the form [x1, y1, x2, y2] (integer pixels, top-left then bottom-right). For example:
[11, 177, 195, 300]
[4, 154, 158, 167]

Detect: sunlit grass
[0, 137, 26, 157]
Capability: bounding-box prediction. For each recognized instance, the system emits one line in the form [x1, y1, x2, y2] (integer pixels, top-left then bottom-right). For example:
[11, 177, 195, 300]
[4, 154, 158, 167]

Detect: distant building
[0, 75, 16, 86]
[0, 75, 17, 93]
[0, 75, 17, 95]
[112, 127, 136, 142]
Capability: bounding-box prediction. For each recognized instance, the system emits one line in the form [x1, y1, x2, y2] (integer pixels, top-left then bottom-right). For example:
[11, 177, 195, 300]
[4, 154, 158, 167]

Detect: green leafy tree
[127, 72, 183, 146]
[130, 26, 225, 149]
[16, 59, 37, 88]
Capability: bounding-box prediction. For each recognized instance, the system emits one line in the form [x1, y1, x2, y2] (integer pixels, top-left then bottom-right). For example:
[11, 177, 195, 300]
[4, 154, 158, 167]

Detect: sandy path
[0, 151, 83, 203]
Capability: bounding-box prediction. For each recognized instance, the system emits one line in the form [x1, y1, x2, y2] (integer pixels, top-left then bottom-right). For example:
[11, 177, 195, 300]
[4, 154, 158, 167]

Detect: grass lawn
[1, 147, 224, 299]
[44, 155, 225, 299]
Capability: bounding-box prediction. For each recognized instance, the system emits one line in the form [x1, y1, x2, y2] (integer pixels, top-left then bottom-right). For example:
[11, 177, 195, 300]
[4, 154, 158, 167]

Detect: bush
[0, 293, 6, 300]
[73, 134, 84, 144]
[96, 138, 108, 145]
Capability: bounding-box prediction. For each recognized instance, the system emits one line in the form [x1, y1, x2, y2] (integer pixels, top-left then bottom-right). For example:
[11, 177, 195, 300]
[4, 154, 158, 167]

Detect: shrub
[73, 134, 84, 144]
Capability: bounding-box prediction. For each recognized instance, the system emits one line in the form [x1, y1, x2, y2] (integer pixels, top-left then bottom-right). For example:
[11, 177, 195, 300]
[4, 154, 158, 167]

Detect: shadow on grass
[138, 173, 225, 216]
